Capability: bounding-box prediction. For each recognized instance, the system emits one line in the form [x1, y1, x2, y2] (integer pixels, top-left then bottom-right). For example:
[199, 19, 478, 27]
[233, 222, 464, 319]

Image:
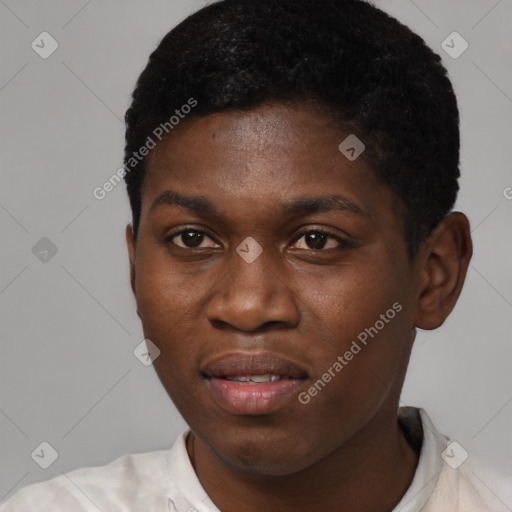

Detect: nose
[205, 246, 299, 332]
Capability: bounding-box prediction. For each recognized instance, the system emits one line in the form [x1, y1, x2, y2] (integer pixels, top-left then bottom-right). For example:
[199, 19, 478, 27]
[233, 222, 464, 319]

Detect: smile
[224, 374, 289, 383]
[201, 351, 309, 415]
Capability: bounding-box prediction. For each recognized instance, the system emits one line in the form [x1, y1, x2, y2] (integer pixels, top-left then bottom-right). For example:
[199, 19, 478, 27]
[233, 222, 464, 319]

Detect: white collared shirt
[1, 408, 510, 511]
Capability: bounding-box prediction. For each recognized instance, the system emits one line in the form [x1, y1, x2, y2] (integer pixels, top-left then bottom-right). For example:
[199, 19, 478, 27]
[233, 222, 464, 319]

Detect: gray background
[1, 0, 511, 505]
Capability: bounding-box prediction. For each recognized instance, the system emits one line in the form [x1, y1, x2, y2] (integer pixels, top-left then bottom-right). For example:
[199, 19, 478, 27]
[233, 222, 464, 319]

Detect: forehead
[145, 105, 380, 201]
[139, 103, 406, 237]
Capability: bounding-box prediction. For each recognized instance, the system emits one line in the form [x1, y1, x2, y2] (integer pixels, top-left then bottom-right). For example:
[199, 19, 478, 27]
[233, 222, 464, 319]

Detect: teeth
[225, 374, 283, 383]
[250, 374, 279, 383]
[226, 376, 251, 382]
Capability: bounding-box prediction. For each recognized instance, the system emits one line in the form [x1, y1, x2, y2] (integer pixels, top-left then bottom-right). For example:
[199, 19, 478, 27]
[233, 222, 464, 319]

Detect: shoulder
[0, 449, 171, 512]
[415, 409, 511, 512]
[428, 459, 512, 512]
[396, 408, 511, 512]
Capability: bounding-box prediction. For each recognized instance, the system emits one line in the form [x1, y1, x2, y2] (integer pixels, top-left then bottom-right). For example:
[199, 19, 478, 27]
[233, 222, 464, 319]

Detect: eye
[167, 228, 220, 249]
[166, 228, 351, 251]
[292, 230, 349, 251]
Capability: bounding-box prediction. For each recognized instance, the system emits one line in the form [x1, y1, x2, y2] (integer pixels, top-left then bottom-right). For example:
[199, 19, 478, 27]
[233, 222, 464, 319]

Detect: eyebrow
[149, 190, 216, 216]
[149, 190, 366, 217]
[282, 195, 365, 216]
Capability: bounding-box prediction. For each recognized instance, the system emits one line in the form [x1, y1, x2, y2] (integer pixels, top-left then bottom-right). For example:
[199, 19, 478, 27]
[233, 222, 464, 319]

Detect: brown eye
[292, 231, 348, 251]
[168, 229, 219, 249]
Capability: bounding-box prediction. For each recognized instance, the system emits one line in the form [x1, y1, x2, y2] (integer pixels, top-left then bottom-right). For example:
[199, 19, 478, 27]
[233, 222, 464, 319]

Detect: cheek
[298, 261, 411, 403]
[135, 241, 206, 323]
[299, 258, 401, 335]
[133, 249, 205, 374]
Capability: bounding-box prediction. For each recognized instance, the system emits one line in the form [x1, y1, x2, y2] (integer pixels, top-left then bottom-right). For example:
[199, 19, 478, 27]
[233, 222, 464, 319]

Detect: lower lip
[206, 377, 304, 415]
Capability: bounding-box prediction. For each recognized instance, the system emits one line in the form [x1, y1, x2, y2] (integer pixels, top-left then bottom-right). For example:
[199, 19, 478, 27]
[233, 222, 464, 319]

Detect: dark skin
[126, 103, 472, 512]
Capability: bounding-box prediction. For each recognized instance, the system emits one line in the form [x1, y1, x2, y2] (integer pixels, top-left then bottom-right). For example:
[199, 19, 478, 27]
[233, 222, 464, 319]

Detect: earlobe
[125, 224, 137, 296]
[413, 212, 473, 330]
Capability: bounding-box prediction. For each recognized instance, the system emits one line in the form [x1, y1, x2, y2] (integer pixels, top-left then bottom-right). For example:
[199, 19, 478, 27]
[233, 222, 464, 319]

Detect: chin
[207, 428, 320, 476]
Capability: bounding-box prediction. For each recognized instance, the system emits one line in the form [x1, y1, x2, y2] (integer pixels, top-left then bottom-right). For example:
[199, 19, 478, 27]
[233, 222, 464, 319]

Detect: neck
[187, 409, 420, 512]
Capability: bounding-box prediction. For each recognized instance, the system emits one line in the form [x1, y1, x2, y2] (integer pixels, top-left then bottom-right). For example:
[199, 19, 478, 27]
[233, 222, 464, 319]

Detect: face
[127, 104, 420, 476]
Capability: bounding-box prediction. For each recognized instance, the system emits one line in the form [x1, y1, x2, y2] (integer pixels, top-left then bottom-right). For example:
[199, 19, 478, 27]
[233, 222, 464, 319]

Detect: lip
[201, 351, 309, 415]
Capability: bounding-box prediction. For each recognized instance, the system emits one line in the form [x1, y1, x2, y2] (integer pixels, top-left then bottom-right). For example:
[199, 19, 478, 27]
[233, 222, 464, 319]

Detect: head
[124, 0, 472, 475]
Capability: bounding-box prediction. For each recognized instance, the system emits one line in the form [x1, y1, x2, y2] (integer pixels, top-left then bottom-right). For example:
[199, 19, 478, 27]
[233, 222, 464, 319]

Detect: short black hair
[124, 0, 460, 257]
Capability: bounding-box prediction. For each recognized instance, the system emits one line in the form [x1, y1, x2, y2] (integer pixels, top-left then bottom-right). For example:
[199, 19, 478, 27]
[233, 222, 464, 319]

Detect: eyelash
[165, 227, 352, 251]
[293, 228, 352, 250]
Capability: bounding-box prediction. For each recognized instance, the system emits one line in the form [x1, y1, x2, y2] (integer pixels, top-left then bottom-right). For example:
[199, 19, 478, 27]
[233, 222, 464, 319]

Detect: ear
[413, 212, 473, 330]
[125, 224, 137, 296]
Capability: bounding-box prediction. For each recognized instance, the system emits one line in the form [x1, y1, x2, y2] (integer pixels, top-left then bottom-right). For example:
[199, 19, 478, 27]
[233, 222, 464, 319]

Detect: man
[2, 1, 508, 510]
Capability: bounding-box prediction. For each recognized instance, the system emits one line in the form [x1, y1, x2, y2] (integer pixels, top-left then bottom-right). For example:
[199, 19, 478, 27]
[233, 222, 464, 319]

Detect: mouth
[201, 352, 309, 415]
[221, 374, 293, 384]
